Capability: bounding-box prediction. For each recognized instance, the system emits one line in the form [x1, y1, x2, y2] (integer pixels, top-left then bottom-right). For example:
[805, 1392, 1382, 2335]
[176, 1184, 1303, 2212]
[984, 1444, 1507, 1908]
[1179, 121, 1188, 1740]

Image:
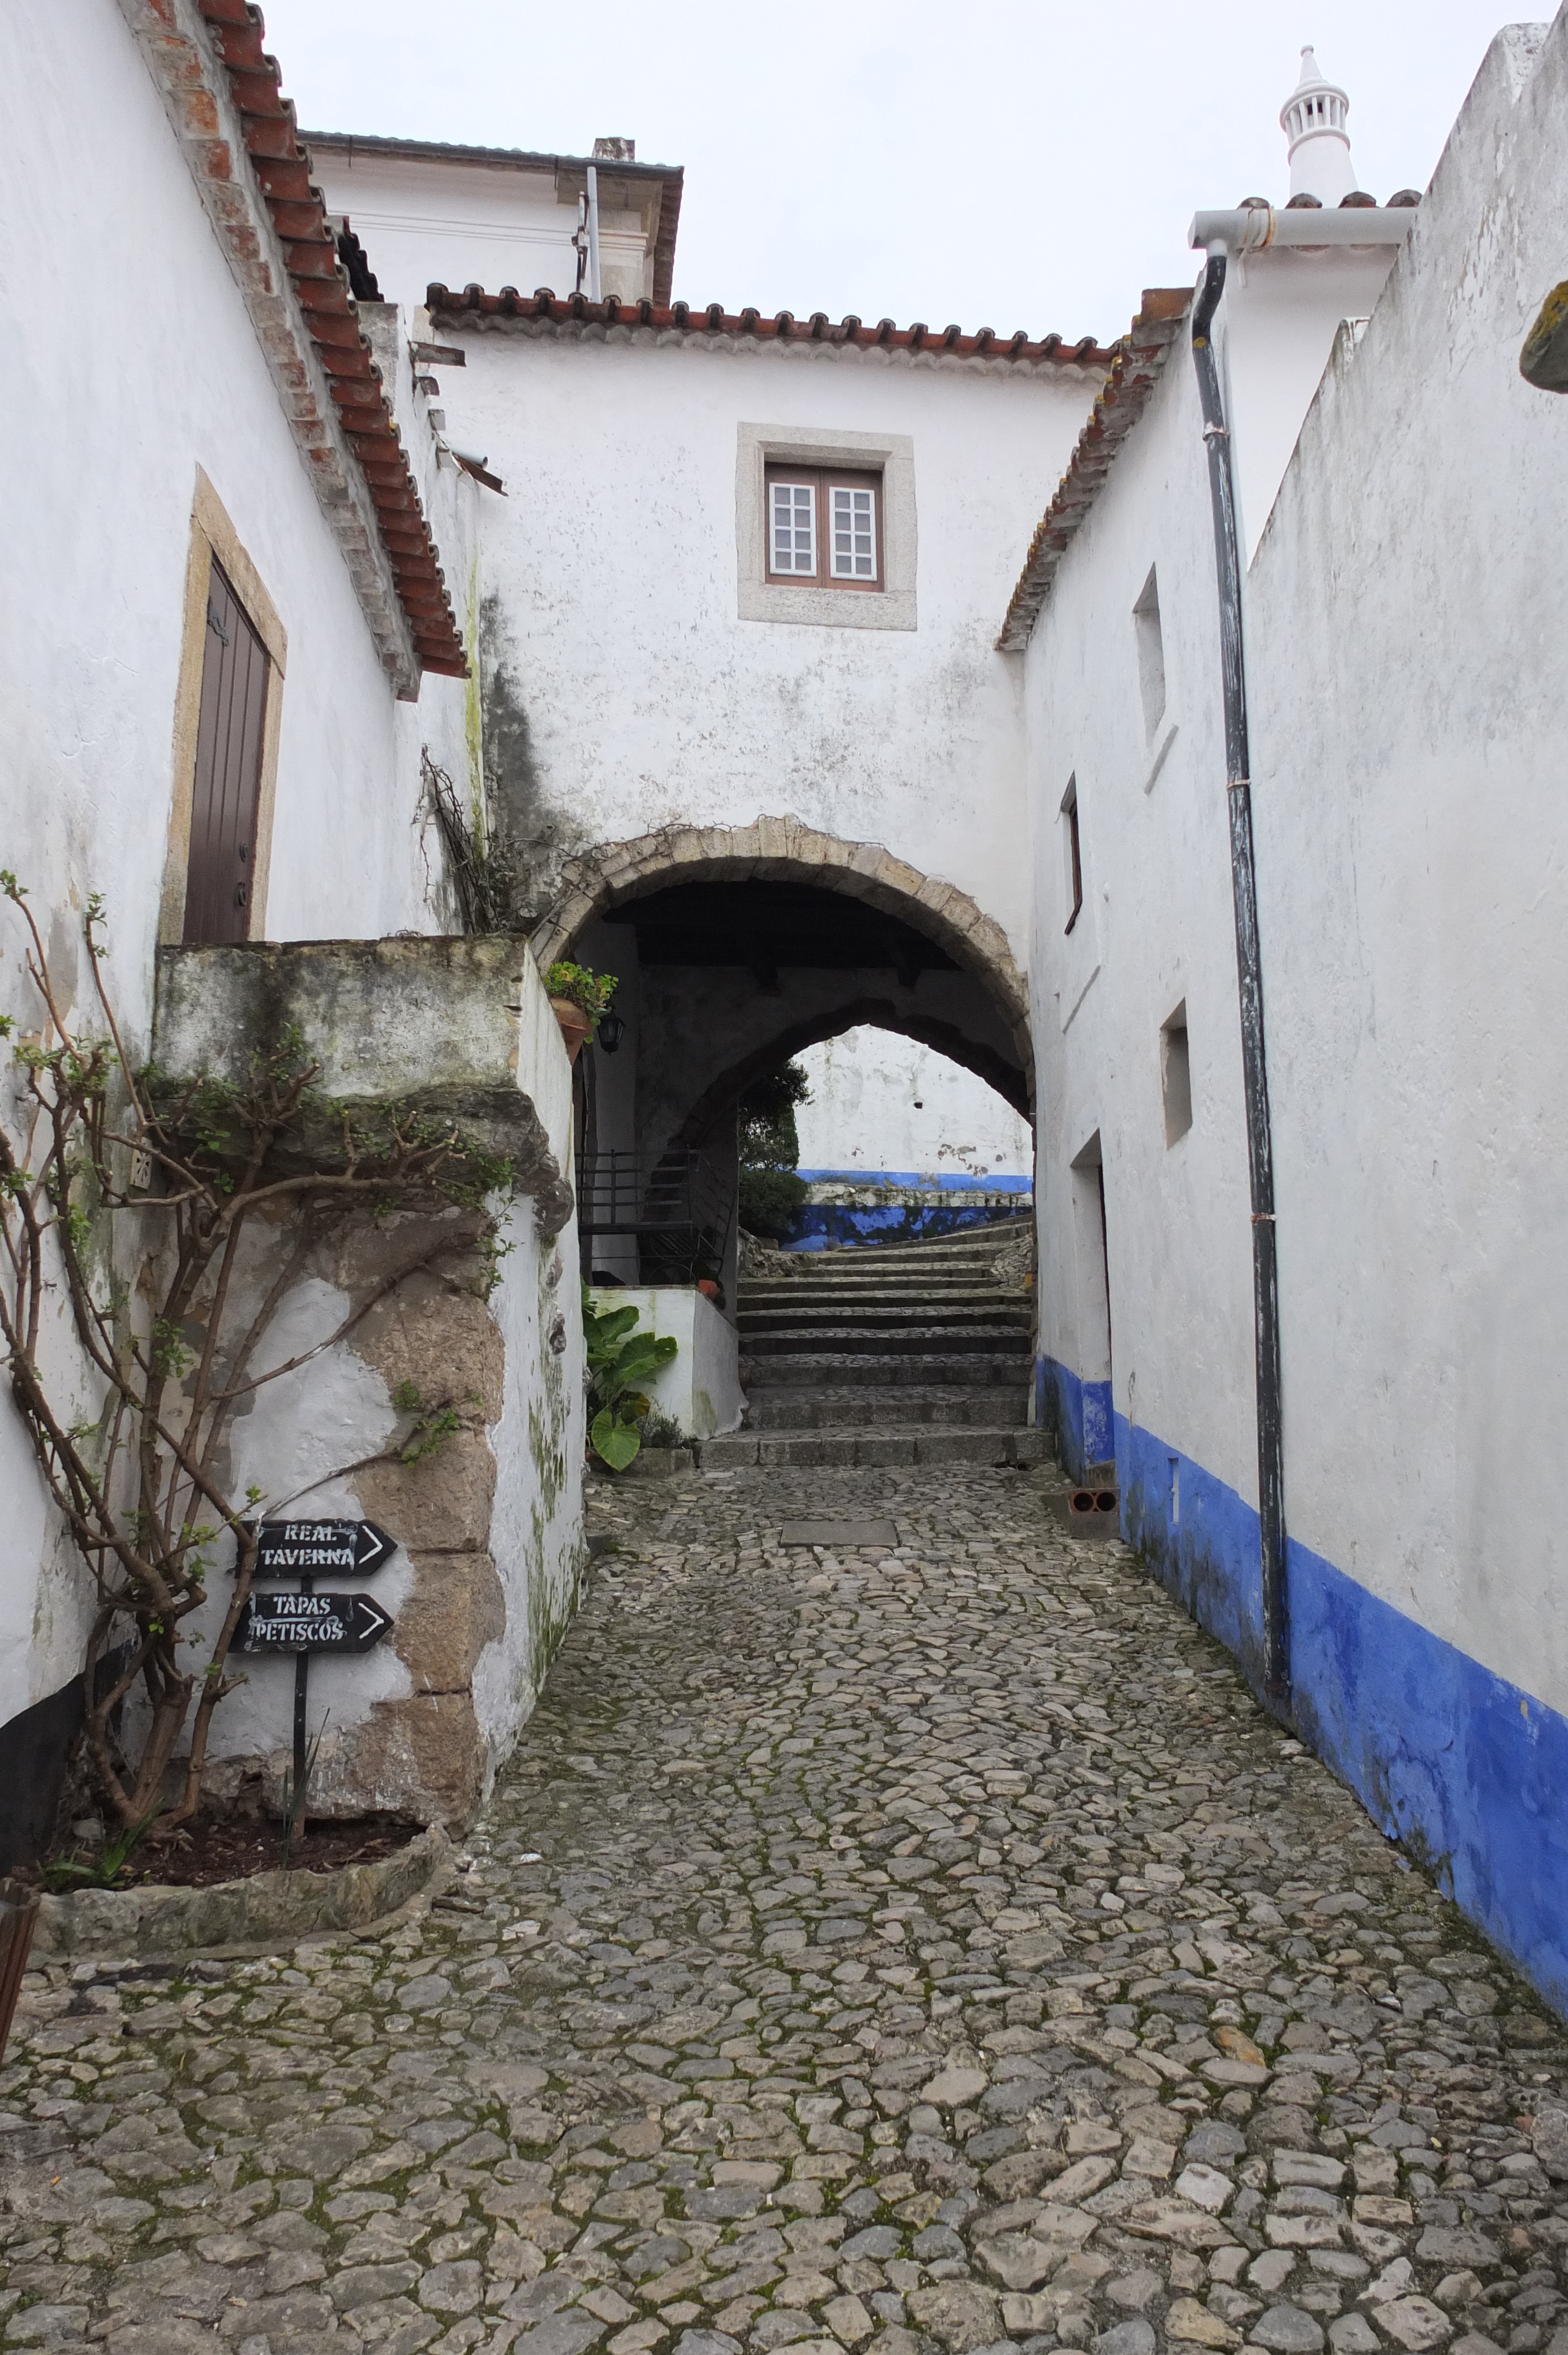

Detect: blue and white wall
[1248, 16, 1568, 2012]
[1025, 16, 1568, 2012]
[788, 1025, 1032, 1247]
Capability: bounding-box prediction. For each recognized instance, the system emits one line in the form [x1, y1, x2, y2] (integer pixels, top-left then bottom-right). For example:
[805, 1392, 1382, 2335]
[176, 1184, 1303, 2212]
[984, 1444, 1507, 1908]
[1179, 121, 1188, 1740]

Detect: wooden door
[183, 560, 268, 944]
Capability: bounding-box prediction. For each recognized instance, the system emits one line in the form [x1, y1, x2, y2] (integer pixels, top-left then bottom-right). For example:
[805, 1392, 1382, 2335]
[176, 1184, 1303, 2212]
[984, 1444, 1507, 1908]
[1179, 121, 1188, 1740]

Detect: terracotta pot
[0, 1880, 39, 2066]
[549, 996, 594, 1066]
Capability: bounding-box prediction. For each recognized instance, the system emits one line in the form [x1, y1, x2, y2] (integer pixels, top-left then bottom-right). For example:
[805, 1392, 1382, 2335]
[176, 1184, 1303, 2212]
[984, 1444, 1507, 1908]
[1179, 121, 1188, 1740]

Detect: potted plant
[544, 962, 617, 1066]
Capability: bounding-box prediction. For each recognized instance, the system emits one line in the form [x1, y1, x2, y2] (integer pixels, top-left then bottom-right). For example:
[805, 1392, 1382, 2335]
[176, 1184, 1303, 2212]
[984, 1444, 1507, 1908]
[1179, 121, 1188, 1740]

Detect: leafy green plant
[639, 1405, 686, 1450]
[390, 1380, 462, 1465]
[40, 1803, 165, 1892]
[737, 1057, 810, 1240]
[0, 877, 517, 1836]
[583, 1286, 677, 1470]
[544, 963, 617, 1029]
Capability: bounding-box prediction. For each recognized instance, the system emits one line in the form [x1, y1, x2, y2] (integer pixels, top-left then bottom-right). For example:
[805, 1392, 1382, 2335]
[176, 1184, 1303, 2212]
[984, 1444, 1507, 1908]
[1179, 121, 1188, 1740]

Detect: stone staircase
[699, 1221, 1045, 1469]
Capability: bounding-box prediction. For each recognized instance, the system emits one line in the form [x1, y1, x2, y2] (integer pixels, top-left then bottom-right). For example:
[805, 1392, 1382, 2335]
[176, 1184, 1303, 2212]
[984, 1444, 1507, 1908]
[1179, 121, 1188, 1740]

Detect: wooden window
[770, 479, 816, 575]
[765, 466, 881, 588]
[184, 560, 268, 946]
[829, 482, 876, 580]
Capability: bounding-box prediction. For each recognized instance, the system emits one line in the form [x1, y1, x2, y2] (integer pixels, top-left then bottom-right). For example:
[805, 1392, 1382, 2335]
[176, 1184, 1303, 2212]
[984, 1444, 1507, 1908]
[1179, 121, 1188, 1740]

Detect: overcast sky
[260, 0, 1523, 340]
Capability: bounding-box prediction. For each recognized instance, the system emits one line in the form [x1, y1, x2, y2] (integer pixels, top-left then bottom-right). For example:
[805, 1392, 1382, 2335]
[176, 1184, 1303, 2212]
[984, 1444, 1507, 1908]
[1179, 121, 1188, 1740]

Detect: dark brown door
[183, 560, 268, 944]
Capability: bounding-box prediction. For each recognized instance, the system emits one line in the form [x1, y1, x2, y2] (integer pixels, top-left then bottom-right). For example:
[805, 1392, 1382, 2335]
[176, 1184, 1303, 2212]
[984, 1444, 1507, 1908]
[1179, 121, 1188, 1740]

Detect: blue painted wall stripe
[781, 1200, 1032, 1251]
[798, 1169, 1032, 1191]
[1037, 1352, 1568, 2016]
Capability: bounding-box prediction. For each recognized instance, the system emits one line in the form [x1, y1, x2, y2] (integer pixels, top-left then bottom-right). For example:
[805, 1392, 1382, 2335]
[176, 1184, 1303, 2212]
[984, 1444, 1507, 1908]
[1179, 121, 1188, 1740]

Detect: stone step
[781, 1239, 1023, 1266]
[740, 1283, 1021, 1307]
[740, 1352, 1029, 1388]
[699, 1425, 1048, 1470]
[743, 1324, 1033, 1357]
[746, 1385, 1032, 1429]
[797, 1243, 1024, 1270]
[739, 1301, 1032, 1335]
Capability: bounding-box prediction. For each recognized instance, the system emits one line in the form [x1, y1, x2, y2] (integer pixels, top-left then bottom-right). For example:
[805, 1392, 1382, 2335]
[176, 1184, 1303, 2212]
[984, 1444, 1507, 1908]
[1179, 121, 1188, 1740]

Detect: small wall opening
[1069, 1128, 1112, 1384]
[1134, 565, 1167, 741]
[1061, 775, 1084, 934]
[1161, 1000, 1192, 1145]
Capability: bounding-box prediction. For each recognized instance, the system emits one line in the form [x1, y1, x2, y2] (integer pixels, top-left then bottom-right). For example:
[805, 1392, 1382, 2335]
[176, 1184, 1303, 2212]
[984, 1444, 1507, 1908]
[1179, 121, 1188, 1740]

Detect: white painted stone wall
[311, 147, 659, 317]
[589, 1287, 745, 1441]
[794, 1027, 1032, 1181]
[1024, 322, 1260, 1498]
[0, 7, 419, 1727]
[1247, 18, 1568, 1720]
[422, 322, 1101, 964]
[0, 6, 583, 1809]
[1222, 244, 1404, 562]
[1019, 16, 1568, 1999]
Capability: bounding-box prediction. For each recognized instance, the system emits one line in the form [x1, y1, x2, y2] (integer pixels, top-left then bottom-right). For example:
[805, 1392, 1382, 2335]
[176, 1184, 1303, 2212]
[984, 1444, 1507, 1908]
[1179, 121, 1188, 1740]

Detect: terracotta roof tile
[996, 288, 1191, 652]
[194, 1, 467, 680]
[427, 284, 1115, 373]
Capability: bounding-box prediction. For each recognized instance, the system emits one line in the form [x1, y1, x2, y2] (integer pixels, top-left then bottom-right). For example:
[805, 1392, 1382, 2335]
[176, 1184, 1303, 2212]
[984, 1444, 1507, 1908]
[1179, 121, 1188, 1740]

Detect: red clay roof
[195, 1, 467, 680]
[427, 284, 1116, 371]
[996, 288, 1192, 652]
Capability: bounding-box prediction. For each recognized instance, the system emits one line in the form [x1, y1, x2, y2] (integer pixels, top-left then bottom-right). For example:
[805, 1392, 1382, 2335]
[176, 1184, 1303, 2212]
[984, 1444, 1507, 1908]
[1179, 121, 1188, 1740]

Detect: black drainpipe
[1191, 251, 1290, 1705]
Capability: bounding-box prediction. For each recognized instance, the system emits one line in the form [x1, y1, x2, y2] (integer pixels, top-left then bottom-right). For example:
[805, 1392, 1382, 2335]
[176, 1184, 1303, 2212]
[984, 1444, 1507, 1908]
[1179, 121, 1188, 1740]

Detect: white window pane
[770, 480, 815, 575]
[829, 482, 878, 581]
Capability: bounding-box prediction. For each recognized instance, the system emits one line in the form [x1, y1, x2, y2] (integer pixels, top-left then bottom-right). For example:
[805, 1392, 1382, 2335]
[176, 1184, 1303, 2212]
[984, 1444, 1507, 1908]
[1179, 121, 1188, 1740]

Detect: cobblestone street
[4, 1467, 1567, 2355]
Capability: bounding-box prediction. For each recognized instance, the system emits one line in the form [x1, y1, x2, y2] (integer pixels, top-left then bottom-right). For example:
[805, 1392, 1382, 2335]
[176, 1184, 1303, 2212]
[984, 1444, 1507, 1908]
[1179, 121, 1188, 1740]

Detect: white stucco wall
[311, 147, 657, 316]
[1024, 327, 1260, 1500]
[1247, 18, 1568, 1716]
[0, 7, 486, 1736]
[794, 1026, 1032, 1180]
[1224, 244, 1404, 562]
[431, 325, 1101, 963]
[589, 1287, 745, 1440]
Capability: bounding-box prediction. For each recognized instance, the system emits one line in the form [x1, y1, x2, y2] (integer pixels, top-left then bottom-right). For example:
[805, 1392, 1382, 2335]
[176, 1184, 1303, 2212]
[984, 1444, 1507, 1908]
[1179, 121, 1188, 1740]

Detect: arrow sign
[235, 1591, 394, 1654]
[251, 1520, 395, 1578]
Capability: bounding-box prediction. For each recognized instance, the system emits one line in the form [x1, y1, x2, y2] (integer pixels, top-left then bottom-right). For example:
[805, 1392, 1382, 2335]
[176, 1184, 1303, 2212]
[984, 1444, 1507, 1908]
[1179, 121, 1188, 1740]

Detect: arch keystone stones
[531, 815, 1031, 1068]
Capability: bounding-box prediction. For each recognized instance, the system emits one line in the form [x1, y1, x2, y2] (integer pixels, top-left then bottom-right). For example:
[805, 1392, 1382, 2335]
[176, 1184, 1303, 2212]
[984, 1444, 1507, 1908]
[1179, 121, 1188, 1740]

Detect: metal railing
[577, 1150, 734, 1282]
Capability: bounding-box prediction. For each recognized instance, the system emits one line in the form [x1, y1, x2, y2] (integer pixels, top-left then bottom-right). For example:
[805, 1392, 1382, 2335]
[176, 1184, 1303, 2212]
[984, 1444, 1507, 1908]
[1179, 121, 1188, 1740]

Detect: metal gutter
[1190, 250, 1290, 1703]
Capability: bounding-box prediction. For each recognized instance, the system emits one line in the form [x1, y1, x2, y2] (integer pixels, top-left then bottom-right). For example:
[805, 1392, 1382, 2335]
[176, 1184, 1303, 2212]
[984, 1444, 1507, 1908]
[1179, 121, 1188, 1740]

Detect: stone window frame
[736, 423, 917, 631]
[160, 467, 288, 945]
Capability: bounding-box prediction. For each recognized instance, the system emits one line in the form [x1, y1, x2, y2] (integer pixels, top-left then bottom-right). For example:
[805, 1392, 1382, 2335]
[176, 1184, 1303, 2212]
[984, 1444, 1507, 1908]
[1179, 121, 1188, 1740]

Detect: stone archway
[669, 997, 1028, 1159]
[530, 814, 1032, 1076]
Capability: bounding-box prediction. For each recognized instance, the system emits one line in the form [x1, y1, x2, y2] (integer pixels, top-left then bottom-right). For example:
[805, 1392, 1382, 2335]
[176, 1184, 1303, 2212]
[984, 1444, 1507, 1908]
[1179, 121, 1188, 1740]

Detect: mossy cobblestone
[2, 1467, 1565, 2355]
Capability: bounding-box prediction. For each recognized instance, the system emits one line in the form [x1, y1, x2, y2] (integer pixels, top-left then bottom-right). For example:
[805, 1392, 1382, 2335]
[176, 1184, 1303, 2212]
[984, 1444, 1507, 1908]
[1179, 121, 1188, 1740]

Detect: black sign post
[238, 1521, 398, 1813]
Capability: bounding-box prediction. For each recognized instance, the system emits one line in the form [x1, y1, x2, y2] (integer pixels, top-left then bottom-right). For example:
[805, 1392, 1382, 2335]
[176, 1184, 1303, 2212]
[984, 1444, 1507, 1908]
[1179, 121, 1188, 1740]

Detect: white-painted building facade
[0, 0, 586, 1850]
[1016, 21, 1568, 2010]
[795, 1028, 1034, 1186]
[5, 0, 1568, 2026]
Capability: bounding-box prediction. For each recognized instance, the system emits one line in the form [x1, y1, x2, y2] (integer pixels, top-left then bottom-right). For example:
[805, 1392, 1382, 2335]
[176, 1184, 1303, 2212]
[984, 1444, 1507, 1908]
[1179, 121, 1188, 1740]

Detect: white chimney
[1280, 47, 1357, 203]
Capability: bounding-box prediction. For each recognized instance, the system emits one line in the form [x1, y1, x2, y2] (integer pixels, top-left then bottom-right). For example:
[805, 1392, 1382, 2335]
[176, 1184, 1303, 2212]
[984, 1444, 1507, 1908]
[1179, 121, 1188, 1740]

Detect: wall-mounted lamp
[597, 1010, 626, 1054]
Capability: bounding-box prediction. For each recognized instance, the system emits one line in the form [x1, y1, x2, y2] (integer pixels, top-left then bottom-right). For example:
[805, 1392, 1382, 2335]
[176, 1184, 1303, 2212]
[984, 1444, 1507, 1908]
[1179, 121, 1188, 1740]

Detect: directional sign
[251, 1520, 395, 1578]
[235, 1591, 394, 1654]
